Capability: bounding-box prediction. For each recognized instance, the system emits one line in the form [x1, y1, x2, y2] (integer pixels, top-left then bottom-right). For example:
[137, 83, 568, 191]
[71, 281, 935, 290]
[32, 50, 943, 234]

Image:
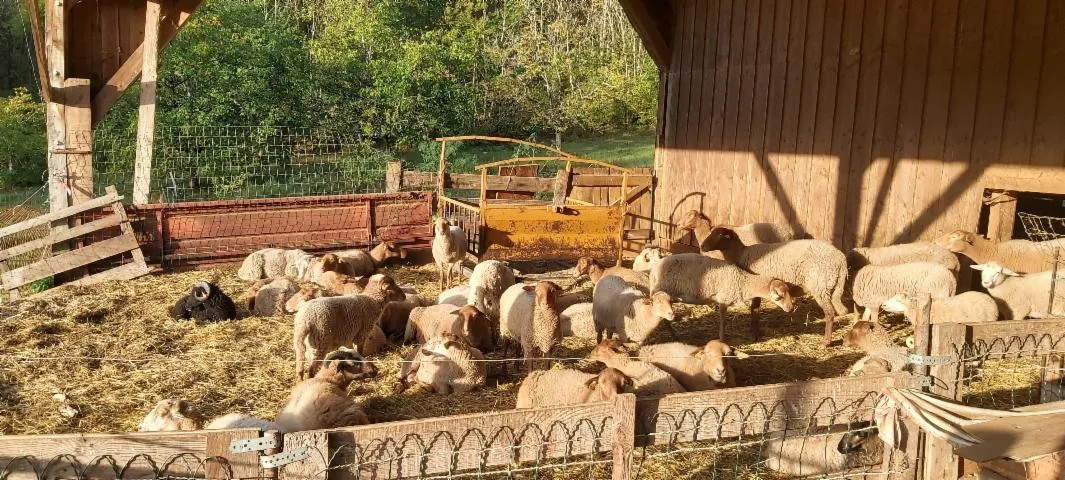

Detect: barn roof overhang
[618, 0, 674, 70]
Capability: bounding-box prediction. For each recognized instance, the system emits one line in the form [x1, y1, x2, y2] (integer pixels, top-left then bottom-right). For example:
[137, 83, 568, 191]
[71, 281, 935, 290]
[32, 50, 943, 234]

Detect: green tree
[0, 87, 46, 188]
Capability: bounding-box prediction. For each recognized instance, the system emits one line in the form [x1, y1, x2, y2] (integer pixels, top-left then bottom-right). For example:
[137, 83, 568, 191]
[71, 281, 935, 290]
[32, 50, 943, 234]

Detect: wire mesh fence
[951, 334, 1065, 409]
[0, 452, 266, 480]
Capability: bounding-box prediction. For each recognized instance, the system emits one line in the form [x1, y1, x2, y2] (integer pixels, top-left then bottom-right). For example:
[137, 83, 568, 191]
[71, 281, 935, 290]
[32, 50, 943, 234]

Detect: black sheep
[169, 281, 237, 321]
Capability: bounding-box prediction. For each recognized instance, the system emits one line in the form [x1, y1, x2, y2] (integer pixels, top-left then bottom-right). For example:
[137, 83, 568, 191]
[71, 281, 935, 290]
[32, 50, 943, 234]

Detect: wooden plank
[999, 0, 1048, 168]
[65, 78, 93, 207]
[958, 412, 1065, 463]
[636, 372, 911, 446]
[106, 186, 148, 270]
[0, 215, 122, 262]
[983, 175, 1065, 196]
[777, 0, 808, 232]
[794, 0, 825, 238]
[809, 0, 842, 243]
[1, 234, 140, 289]
[205, 429, 261, 480]
[612, 394, 636, 480]
[928, 321, 967, 480]
[987, 191, 1018, 242]
[968, 319, 1065, 345]
[760, 0, 790, 227]
[279, 431, 328, 480]
[133, 0, 161, 205]
[1029, 0, 1065, 172]
[45, 0, 67, 234]
[22, 0, 49, 102]
[746, 0, 774, 227]
[0, 193, 121, 240]
[403, 171, 645, 193]
[732, 0, 759, 224]
[828, 0, 862, 247]
[705, 0, 734, 229]
[618, 0, 672, 69]
[65, 261, 150, 287]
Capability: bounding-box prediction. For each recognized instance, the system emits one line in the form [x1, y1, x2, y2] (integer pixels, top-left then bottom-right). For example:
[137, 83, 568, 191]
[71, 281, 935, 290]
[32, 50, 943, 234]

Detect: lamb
[637, 340, 746, 392]
[972, 262, 1065, 319]
[851, 262, 957, 322]
[762, 425, 883, 477]
[284, 283, 335, 313]
[467, 260, 517, 319]
[572, 257, 649, 291]
[499, 281, 564, 371]
[378, 293, 432, 342]
[396, 333, 487, 394]
[205, 413, 279, 432]
[515, 367, 633, 408]
[846, 356, 894, 376]
[361, 324, 388, 356]
[559, 302, 596, 339]
[649, 253, 794, 340]
[244, 278, 299, 316]
[587, 338, 686, 397]
[936, 230, 1065, 273]
[437, 284, 471, 307]
[592, 275, 675, 343]
[674, 209, 802, 248]
[168, 281, 237, 322]
[137, 399, 204, 432]
[703, 227, 848, 346]
[405, 304, 494, 352]
[847, 242, 960, 275]
[315, 268, 369, 295]
[329, 241, 408, 277]
[881, 291, 999, 324]
[843, 321, 909, 372]
[237, 248, 323, 282]
[433, 218, 468, 290]
[632, 246, 669, 273]
[275, 347, 376, 432]
[293, 274, 406, 380]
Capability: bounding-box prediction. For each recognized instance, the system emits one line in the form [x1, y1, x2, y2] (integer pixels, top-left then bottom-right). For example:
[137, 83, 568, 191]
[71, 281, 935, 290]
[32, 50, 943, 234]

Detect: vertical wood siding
[655, 0, 1065, 248]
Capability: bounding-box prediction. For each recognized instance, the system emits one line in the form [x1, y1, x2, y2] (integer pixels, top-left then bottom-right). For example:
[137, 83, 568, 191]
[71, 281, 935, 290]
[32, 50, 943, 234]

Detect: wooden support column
[64, 79, 92, 206]
[926, 320, 966, 480]
[133, 0, 162, 205]
[986, 190, 1018, 242]
[436, 141, 448, 213]
[44, 0, 67, 230]
[385, 161, 403, 193]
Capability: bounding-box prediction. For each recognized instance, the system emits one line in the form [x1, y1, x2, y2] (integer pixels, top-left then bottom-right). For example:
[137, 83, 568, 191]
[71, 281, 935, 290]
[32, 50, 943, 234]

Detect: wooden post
[1041, 354, 1065, 403]
[611, 393, 635, 480]
[64, 79, 92, 206]
[133, 0, 162, 205]
[1049, 247, 1060, 315]
[986, 191, 1018, 242]
[261, 430, 282, 480]
[551, 161, 573, 211]
[616, 172, 629, 266]
[479, 169, 488, 218]
[912, 294, 933, 379]
[45, 0, 67, 233]
[279, 431, 329, 480]
[436, 141, 448, 213]
[385, 161, 403, 193]
[925, 318, 966, 480]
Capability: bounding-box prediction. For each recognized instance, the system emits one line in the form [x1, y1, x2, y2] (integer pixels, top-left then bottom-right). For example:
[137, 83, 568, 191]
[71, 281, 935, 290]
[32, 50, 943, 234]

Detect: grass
[413, 132, 656, 172]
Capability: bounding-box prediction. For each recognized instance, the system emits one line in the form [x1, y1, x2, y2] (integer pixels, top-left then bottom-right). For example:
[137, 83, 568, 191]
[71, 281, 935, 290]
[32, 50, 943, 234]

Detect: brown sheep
[275, 348, 377, 432]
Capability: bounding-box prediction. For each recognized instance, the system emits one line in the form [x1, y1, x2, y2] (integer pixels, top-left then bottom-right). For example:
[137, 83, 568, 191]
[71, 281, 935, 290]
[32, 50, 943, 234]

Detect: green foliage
[29, 276, 53, 293]
[0, 87, 45, 188]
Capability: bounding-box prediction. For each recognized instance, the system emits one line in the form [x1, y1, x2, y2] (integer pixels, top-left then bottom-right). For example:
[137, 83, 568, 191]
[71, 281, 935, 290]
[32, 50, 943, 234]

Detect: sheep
[168, 281, 237, 322]
[378, 293, 432, 342]
[238, 248, 327, 282]
[438, 284, 471, 307]
[433, 218, 468, 290]
[632, 246, 670, 273]
[556, 292, 586, 312]
[330, 241, 408, 277]
[592, 275, 676, 343]
[638, 339, 746, 392]
[361, 324, 388, 356]
[284, 283, 335, 314]
[396, 333, 487, 394]
[406, 304, 494, 352]
[843, 321, 909, 372]
[244, 277, 299, 316]
[675, 209, 802, 248]
[315, 268, 369, 295]
[587, 338, 686, 397]
[703, 227, 848, 346]
[515, 367, 633, 409]
[293, 274, 406, 380]
[851, 262, 957, 322]
[845, 355, 894, 376]
[936, 230, 1065, 273]
[971, 262, 1065, 319]
[847, 242, 960, 275]
[499, 281, 564, 371]
[762, 424, 883, 477]
[559, 302, 596, 339]
[205, 413, 279, 431]
[467, 260, 517, 320]
[137, 399, 203, 432]
[881, 291, 999, 324]
[275, 347, 376, 432]
[649, 253, 794, 340]
[572, 257, 649, 291]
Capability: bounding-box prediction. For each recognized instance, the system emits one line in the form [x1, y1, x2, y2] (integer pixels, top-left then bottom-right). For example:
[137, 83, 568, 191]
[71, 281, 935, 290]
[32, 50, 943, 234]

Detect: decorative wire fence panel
[633, 393, 910, 480]
[0, 452, 261, 480]
[94, 126, 393, 203]
[954, 335, 1065, 409]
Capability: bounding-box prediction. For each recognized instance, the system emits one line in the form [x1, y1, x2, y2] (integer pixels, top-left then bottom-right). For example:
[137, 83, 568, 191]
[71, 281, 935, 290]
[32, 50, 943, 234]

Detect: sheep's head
[843, 321, 878, 348]
[676, 210, 711, 231]
[434, 218, 451, 236]
[588, 338, 630, 362]
[138, 399, 203, 432]
[935, 229, 978, 252]
[372, 241, 408, 262]
[571, 257, 600, 278]
[836, 423, 878, 454]
[766, 279, 794, 312]
[638, 291, 675, 321]
[585, 367, 633, 401]
[971, 262, 1019, 289]
[285, 284, 329, 313]
[880, 293, 912, 314]
[457, 305, 494, 351]
[321, 347, 377, 384]
[702, 227, 741, 252]
[634, 247, 668, 269]
[365, 274, 407, 302]
[533, 281, 562, 308]
[192, 281, 213, 301]
[700, 339, 747, 384]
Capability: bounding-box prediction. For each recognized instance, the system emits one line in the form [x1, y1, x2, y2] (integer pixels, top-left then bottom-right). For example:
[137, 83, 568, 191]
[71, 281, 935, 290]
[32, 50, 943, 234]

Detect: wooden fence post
[385, 161, 403, 193]
[133, 0, 161, 205]
[280, 431, 328, 480]
[924, 317, 966, 480]
[611, 393, 635, 480]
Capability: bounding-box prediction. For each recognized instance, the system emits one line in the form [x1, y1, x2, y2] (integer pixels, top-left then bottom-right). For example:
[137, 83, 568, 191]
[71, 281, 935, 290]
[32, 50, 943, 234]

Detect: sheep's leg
[861, 306, 873, 322]
[749, 297, 762, 339]
[305, 347, 322, 379]
[436, 262, 446, 290]
[818, 296, 838, 347]
[717, 302, 728, 340]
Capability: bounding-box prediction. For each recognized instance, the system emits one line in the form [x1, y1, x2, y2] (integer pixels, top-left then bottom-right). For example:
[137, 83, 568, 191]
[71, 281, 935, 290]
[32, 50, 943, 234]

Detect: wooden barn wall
[654, 0, 1065, 249]
[67, 0, 146, 94]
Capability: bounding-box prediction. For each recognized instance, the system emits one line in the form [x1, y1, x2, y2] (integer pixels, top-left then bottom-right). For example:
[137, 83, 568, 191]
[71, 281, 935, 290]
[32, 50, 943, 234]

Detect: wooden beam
[133, 0, 161, 205]
[434, 135, 576, 158]
[385, 161, 403, 193]
[987, 190, 1018, 242]
[44, 0, 66, 231]
[618, 0, 673, 69]
[90, 0, 203, 127]
[403, 171, 651, 193]
[22, 0, 50, 102]
[64, 78, 92, 206]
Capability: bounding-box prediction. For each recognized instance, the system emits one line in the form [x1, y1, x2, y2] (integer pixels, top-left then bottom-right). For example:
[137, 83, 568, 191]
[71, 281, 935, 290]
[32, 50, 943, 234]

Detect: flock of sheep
[140, 211, 1065, 474]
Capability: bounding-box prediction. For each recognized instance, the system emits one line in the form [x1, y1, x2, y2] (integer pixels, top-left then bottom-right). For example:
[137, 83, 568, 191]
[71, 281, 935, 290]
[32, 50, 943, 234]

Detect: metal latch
[260, 447, 310, 469]
[229, 436, 278, 454]
[908, 354, 955, 366]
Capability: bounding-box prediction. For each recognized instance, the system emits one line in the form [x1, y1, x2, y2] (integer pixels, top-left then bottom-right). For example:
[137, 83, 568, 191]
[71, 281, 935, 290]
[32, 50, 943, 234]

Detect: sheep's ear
[584, 377, 599, 389]
[970, 264, 986, 271]
[733, 350, 750, 360]
[1002, 267, 1021, 277]
[522, 285, 536, 292]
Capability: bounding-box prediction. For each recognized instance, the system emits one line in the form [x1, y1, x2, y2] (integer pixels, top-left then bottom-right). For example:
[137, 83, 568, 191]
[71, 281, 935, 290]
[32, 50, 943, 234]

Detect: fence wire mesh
[0, 452, 262, 480]
[953, 335, 1065, 409]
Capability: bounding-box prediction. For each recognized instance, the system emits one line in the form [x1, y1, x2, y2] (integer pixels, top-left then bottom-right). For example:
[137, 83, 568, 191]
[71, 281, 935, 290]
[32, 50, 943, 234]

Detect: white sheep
[275, 348, 376, 432]
[843, 321, 909, 372]
[405, 304, 494, 353]
[559, 302, 596, 339]
[433, 218, 468, 290]
[703, 227, 847, 346]
[137, 399, 203, 432]
[881, 291, 999, 324]
[637, 339, 746, 391]
[243, 278, 300, 316]
[205, 413, 279, 432]
[467, 260, 517, 319]
[499, 281, 563, 371]
[587, 338, 686, 397]
[396, 333, 487, 394]
[674, 209, 802, 248]
[437, 284, 471, 307]
[592, 275, 675, 343]
[649, 253, 794, 340]
[972, 262, 1065, 319]
[573, 256, 649, 291]
[632, 246, 670, 273]
[330, 241, 408, 277]
[851, 262, 957, 322]
[847, 242, 960, 274]
[237, 248, 335, 283]
[937, 230, 1065, 273]
[293, 274, 406, 380]
[515, 367, 633, 408]
[845, 355, 894, 376]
